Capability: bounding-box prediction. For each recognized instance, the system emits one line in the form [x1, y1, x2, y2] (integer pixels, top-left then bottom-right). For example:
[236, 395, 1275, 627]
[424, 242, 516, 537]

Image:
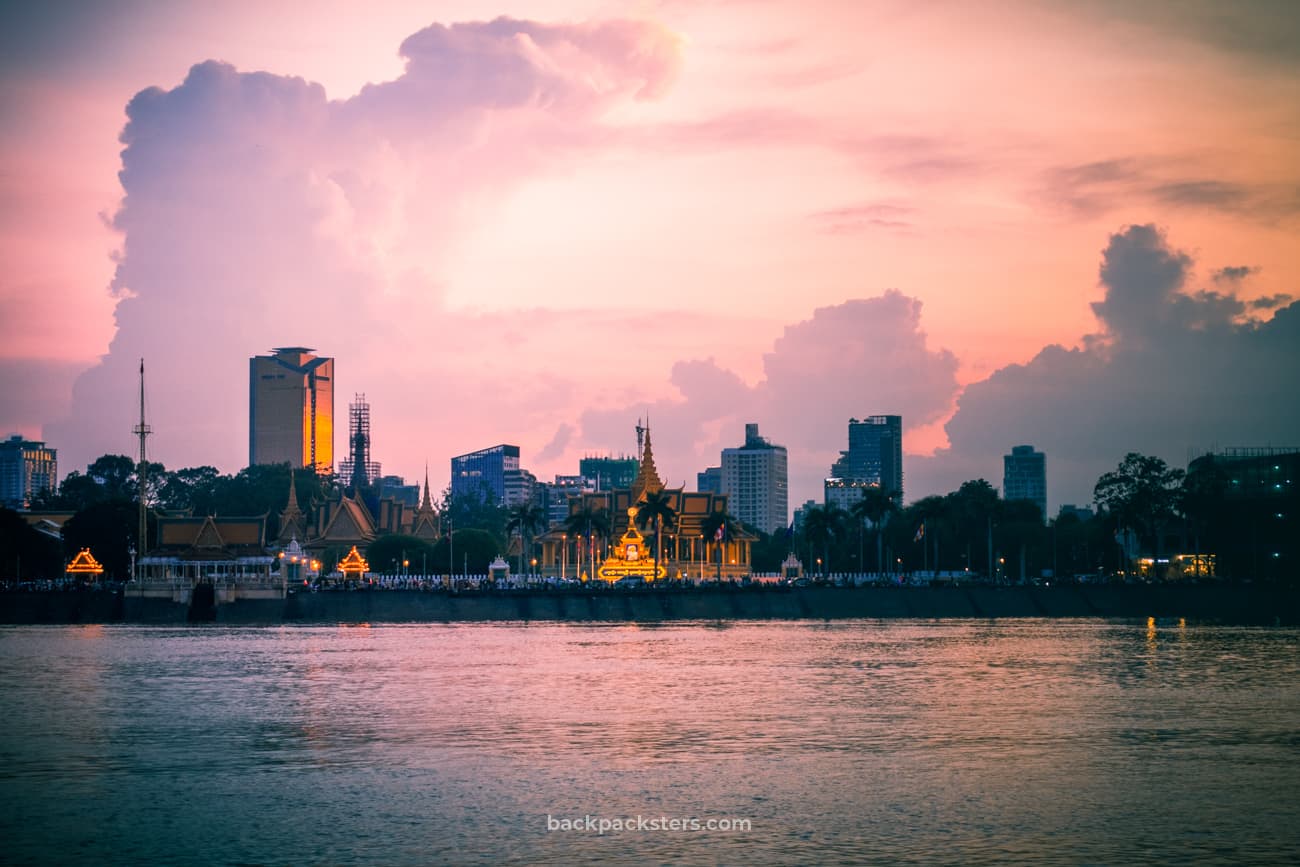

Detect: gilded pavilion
[537, 426, 755, 581]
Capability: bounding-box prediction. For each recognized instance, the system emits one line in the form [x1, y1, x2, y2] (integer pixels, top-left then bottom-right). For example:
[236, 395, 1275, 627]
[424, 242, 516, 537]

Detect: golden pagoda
[597, 507, 667, 582]
[538, 419, 756, 581]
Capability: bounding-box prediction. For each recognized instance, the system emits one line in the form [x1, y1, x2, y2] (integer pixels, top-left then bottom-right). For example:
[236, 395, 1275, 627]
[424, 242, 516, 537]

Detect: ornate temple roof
[150, 515, 270, 561]
[411, 463, 440, 540]
[629, 424, 665, 503]
[315, 492, 377, 546]
[275, 469, 308, 545]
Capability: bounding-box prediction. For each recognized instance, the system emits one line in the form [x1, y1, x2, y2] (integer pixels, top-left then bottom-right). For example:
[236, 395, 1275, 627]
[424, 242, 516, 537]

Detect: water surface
[1, 620, 1298, 865]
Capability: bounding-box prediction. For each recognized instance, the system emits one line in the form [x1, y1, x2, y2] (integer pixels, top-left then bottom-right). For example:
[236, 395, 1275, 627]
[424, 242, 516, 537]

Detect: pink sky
[2, 0, 1297, 514]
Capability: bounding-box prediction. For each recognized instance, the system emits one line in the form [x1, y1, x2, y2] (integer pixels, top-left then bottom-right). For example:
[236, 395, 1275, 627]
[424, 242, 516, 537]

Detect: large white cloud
[45, 18, 682, 479]
[912, 224, 1300, 511]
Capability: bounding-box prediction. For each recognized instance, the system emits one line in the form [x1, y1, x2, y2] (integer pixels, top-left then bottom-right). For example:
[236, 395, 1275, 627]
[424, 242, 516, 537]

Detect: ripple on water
[0, 620, 1298, 866]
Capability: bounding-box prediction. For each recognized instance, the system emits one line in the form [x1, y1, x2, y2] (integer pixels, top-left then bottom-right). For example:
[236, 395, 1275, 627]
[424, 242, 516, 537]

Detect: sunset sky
[2, 0, 1297, 514]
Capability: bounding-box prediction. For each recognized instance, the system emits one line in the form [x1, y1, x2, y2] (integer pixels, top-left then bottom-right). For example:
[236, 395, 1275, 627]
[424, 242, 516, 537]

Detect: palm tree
[635, 490, 677, 581]
[851, 487, 899, 575]
[506, 502, 546, 576]
[802, 504, 847, 577]
[563, 502, 611, 581]
[700, 511, 736, 582]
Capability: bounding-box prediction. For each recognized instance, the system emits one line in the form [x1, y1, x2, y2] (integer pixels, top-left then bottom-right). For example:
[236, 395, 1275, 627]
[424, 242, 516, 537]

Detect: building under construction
[336, 393, 381, 491]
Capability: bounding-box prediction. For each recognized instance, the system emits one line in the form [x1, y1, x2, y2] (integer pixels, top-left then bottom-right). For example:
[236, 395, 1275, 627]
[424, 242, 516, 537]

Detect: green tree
[432, 528, 501, 576]
[439, 486, 508, 539]
[155, 466, 222, 512]
[700, 510, 737, 581]
[506, 502, 547, 575]
[87, 454, 139, 501]
[852, 487, 899, 574]
[750, 527, 790, 574]
[564, 502, 612, 580]
[40, 454, 143, 511]
[62, 500, 145, 581]
[906, 495, 949, 573]
[1094, 453, 1185, 558]
[945, 479, 1000, 578]
[996, 498, 1048, 583]
[801, 504, 846, 576]
[635, 489, 677, 580]
[366, 534, 437, 575]
[0, 508, 64, 583]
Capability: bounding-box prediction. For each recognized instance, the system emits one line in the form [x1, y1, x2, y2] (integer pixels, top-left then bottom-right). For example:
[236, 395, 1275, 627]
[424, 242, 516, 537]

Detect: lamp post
[561, 533, 567, 580]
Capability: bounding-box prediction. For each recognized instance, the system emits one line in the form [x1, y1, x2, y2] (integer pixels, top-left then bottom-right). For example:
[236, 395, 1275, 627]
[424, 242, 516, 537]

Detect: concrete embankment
[2, 584, 1298, 625]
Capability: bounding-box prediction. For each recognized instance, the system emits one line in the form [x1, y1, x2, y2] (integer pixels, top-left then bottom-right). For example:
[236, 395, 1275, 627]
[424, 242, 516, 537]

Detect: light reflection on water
[1, 620, 1298, 865]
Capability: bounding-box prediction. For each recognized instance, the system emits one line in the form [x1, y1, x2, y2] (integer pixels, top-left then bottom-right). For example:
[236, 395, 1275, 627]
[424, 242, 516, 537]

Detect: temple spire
[630, 420, 664, 502]
[283, 469, 302, 519]
[421, 462, 433, 511]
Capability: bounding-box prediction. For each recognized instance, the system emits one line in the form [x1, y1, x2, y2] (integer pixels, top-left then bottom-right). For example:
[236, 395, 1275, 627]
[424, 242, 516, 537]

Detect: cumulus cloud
[0, 358, 85, 443]
[913, 223, 1300, 511]
[45, 17, 682, 479]
[576, 291, 960, 507]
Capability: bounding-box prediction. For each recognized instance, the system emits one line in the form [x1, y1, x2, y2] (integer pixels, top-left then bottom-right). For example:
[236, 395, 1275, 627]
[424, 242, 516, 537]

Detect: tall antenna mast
[133, 359, 151, 582]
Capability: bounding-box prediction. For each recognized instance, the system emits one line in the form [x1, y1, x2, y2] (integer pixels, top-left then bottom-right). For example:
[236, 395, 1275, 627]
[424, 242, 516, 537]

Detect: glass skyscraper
[827, 415, 903, 502]
[248, 347, 334, 474]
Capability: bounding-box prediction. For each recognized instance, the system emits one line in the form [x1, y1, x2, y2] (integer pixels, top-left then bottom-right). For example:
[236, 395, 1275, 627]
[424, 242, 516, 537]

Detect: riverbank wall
[2, 584, 1298, 625]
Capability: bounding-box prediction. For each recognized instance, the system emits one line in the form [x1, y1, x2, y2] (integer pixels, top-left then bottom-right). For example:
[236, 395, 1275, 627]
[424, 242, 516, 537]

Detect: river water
[1, 620, 1298, 865]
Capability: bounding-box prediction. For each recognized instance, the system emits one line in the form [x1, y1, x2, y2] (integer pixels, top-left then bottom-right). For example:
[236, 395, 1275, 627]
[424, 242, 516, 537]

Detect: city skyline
[2, 1, 1298, 511]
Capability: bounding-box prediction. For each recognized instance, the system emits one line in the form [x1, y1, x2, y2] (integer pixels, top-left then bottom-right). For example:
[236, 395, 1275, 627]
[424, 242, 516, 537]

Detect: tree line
[1, 450, 1293, 584]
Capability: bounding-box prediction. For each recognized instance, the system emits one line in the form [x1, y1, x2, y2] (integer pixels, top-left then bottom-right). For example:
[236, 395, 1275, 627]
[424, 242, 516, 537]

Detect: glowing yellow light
[338, 546, 370, 577]
[66, 549, 105, 576]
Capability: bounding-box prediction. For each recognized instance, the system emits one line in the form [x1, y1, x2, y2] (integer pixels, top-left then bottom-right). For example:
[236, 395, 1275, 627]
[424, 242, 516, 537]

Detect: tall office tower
[0, 435, 58, 509]
[578, 455, 638, 491]
[1003, 444, 1047, 521]
[451, 444, 521, 503]
[336, 394, 381, 491]
[697, 466, 723, 495]
[828, 415, 903, 501]
[249, 347, 334, 473]
[720, 423, 789, 534]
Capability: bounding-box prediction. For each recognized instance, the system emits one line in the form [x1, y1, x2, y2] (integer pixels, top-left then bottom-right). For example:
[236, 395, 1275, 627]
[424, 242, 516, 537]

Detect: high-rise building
[578, 455, 638, 491]
[0, 435, 57, 509]
[451, 444, 520, 503]
[1003, 444, 1047, 521]
[249, 347, 334, 474]
[828, 415, 903, 501]
[792, 499, 819, 532]
[823, 477, 881, 511]
[503, 468, 537, 509]
[720, 423, 788, 534]
[536, 475, 594, 528]
[376, 475, 420, 508]
[697, 466, 722, 495]
[337, 394, 381, 491]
